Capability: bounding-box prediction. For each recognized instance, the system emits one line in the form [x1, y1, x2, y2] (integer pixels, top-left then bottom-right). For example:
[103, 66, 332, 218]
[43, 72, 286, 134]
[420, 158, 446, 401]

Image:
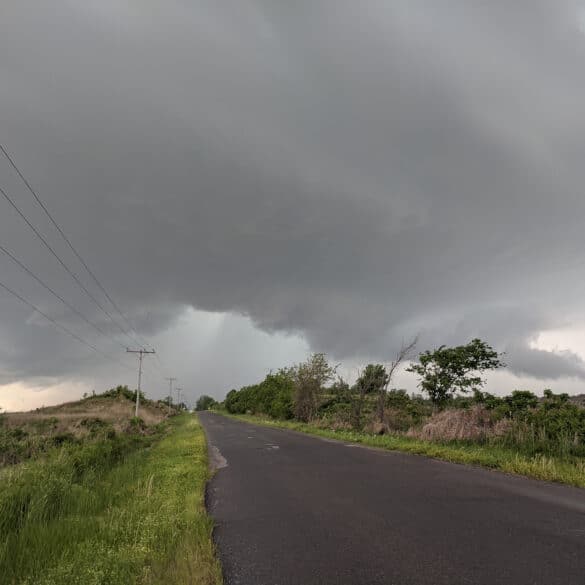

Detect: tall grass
[0, 415, 221, 585]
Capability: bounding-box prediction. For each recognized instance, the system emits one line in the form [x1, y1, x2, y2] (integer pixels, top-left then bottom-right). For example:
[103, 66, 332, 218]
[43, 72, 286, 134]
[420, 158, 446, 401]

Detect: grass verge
[0, 414, 222, 585]
[225, 413, 585, 488]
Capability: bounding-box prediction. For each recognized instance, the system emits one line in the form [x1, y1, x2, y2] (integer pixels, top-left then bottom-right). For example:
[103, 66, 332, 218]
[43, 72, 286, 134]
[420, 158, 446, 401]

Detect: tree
[357, 364, 388, 395]
[293, 353, 336, 422]
[352, 364, 388, 428]
[195, 395, 217, 411]
[223, 371, 294, 419]
[377, 338, 418, 422]
[407, 338, 504, 408]
[262, 369, 295, 419]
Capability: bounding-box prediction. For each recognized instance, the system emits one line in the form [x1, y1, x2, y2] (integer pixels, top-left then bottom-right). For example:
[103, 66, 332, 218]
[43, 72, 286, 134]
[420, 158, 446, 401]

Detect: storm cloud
[2, 1, 585, 406]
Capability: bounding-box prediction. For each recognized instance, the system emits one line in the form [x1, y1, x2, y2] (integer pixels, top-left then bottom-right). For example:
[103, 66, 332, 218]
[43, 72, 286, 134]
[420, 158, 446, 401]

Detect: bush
[408, 406, 511, 442]
[78, 417, 115, 439]
[51, 432, 76, 446]
[475, 389, 585, 456]
[225, 370, 294, 419]
[195, 395, 218, 411]
[529, 390, 585, 446]
[0, 428, 57, 466]
[317, 400, 354, 428]
[99, 385, 143, 403]
[473, 389, 539, 420]
[126, 417, 148, 434]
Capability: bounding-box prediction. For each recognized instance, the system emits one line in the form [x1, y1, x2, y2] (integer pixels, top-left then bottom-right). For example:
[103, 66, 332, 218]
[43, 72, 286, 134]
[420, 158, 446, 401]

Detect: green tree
[352, 364, 388, 429]
[407, 338, 504, 407]
[222, 370, 294, 419]
[357, 364, 388, 394]
[263, 369, 295, 419]
[195, 395, 217, 411]
[293, 353, 336, 422]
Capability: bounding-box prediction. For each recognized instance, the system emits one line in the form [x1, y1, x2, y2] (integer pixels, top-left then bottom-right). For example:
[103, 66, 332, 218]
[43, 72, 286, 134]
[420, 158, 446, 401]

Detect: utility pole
[126, 348, 156, 417]
[165, 377, 177, 414]
[176, 387, 183, 411]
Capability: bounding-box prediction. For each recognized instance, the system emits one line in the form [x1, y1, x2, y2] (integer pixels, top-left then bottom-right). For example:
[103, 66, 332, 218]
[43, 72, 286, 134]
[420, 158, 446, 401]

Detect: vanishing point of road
[199, 412, 585, 585]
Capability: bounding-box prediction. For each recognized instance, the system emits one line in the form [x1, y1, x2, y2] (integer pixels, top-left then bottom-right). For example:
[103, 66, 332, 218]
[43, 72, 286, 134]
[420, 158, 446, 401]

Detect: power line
[0, 240, 127, 350]
[0, 183, 139, 347]
[0, 144, 150, 351]
[154, 351, 167, 376]
[0, 277, 134, 372]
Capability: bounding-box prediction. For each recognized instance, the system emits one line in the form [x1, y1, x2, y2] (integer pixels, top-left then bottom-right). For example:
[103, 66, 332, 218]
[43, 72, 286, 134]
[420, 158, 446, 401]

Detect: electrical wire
[0, 240, 128, 350]
[0, 278, 134, 371]
[0, 144, 151, 351]
[0, 183, 141, 348]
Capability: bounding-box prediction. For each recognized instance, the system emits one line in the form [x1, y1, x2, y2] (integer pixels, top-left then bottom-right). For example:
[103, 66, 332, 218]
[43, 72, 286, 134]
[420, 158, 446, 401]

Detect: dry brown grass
[313, 417, 353, 431]
[407, 405, 511, 442]
[3, 395, 170, 437]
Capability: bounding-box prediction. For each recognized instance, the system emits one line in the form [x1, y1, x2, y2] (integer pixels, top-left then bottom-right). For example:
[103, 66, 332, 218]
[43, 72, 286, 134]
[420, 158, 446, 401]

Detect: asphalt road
[199, 412, 585, 585]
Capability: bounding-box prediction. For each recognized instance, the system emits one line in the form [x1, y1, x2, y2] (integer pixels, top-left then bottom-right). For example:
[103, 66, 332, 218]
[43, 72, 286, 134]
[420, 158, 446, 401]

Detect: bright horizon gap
[2, 309, 585, 412]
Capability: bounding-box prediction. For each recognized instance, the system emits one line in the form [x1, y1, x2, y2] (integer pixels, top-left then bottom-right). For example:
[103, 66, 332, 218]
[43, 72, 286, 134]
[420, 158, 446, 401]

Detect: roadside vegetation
[195, 395, 218, 411]
[211, 340, 585, 487]
[0, 386, 170, 467]
[0, 388, 221, 585]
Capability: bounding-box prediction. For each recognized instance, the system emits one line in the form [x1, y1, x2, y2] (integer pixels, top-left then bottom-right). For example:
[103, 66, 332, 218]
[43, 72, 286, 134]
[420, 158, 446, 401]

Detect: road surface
[199, 412, 585, 585]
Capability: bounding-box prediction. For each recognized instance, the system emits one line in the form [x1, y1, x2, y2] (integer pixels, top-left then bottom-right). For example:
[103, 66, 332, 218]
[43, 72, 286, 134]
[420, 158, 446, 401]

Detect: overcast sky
[2, 1, 585, 411]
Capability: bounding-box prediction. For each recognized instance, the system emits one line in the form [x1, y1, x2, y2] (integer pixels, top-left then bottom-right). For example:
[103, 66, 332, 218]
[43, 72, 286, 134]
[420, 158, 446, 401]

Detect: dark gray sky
[2, 1, 585, 410]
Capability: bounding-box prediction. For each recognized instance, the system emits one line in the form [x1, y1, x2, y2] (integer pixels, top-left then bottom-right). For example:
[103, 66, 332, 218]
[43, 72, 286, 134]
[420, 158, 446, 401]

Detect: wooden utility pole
[165, 377, 177, 414]
[126, 348, 156, 417]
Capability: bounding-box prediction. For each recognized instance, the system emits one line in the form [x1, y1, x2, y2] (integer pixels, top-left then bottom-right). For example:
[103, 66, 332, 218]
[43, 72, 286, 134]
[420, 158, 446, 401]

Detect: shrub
[78, 417, 114, 438]
[126, 417, 148, 434]
[51, 432, 76, 446]
[407, 406, 510, 442]
[225, 370, 294, 419]
[529, 390, 585, 445]
[195, 395, 218, 411]
[99, 385, 143, 403]
[31, 417, 59, 434]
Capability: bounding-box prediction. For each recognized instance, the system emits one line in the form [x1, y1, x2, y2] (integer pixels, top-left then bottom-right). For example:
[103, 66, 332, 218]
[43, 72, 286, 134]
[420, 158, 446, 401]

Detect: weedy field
[0, 391, 221, 585]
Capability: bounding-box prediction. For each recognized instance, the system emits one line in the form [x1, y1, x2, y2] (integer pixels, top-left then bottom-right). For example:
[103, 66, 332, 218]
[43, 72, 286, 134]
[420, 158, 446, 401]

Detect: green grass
[225, 413, 585, 488]
[0, 414, 222, 585]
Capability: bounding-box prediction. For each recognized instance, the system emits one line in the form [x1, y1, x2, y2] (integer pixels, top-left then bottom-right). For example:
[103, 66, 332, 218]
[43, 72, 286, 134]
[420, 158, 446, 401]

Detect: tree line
[196, 339, 585, 454]
[202, 338, 505, 422]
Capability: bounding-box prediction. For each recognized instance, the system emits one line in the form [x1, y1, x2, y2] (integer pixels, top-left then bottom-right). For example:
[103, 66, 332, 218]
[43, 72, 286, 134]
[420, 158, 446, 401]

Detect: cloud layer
[2, 1, 585, 404]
